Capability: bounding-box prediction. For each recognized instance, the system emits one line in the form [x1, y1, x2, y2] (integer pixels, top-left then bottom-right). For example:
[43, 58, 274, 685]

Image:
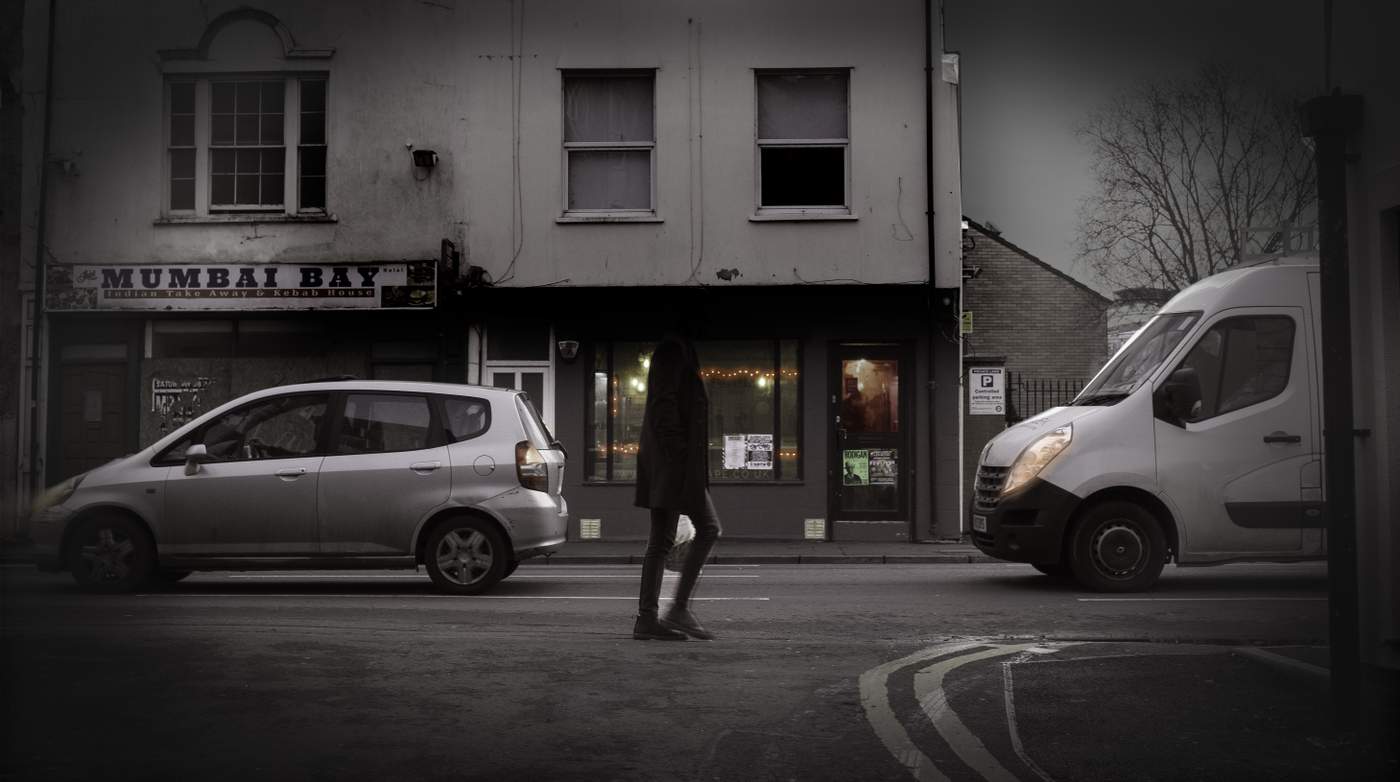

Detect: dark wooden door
[58, 363, 129, 479]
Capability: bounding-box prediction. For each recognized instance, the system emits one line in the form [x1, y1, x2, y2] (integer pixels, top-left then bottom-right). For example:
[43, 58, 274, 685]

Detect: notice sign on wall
[968, 366, 1006, 415]
[48, 261, 437, 311]
[723, 434, 774, 470]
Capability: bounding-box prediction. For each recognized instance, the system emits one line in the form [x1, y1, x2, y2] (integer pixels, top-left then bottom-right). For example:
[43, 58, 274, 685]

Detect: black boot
[633, 613, 687, 641]
[661, 606, 714, 640]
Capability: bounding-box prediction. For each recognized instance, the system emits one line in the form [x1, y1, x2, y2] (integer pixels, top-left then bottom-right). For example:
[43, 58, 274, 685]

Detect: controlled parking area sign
[968, 366, 1005, 415]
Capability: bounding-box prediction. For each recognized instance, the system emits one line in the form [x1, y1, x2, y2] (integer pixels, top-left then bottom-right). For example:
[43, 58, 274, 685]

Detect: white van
[970, 256, 1324, 591]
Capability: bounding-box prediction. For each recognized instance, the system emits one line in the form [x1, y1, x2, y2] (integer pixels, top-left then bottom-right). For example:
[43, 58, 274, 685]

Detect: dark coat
[633, 332, 709, 514]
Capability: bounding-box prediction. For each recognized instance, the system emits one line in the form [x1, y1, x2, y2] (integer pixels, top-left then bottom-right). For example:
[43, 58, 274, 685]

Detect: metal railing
[1004, 372, 1085, 423]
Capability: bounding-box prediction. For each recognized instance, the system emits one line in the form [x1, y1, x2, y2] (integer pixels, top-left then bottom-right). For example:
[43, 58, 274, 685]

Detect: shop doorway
[56, 362, 130, 481]
[828, 344, 912, 540]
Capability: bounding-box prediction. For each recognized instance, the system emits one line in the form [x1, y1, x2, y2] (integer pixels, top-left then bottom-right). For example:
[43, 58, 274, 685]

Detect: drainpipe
[927, 0, 963, 539]
[1303, 88, 1364, 730]
[28, 0, 57, 496]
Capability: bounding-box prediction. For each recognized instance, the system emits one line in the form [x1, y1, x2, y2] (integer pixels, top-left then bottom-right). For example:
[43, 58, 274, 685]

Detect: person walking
[632, 316, 722, 641]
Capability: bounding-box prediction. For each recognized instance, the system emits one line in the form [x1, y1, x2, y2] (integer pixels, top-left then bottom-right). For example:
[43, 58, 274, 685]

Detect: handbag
[664, 514, 696, 572]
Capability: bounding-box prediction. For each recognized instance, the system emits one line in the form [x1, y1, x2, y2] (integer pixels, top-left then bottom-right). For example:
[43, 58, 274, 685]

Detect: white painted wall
[37, 0, 935, 287]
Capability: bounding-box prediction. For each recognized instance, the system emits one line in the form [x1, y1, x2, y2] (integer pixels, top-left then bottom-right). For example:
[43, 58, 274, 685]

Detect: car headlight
[1002, 425, 1071, 496]
[30, 474, 86, 516]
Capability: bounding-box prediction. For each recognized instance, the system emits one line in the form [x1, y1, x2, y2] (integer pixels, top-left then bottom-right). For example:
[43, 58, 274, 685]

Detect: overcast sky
[943, 0, 1325, 295]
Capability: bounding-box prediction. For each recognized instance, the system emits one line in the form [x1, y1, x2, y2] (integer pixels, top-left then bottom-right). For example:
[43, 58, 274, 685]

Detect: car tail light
[516, 440, 549, 492]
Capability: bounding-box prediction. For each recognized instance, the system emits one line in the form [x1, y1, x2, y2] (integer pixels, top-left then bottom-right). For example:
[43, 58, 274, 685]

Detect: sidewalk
[531, 538, 993, 565]
[0, 538, 994, 566]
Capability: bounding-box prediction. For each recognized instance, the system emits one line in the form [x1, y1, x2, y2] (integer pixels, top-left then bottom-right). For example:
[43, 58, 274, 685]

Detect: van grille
[974, 465, 1008, 510]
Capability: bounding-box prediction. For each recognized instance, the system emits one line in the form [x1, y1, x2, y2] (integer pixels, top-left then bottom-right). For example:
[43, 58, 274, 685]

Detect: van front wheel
[1067, 501, 1166, 592]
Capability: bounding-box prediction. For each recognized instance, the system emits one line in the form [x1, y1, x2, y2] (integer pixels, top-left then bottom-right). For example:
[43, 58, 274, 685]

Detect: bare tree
[1076, 64, 1316, 293]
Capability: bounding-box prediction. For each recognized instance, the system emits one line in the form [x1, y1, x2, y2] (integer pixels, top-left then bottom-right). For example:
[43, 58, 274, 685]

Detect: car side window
[442, 396, 491, 442]
[336, 393, 434, 454]
[1174, 315, 1294, 422]
[205, 394, 329, 460]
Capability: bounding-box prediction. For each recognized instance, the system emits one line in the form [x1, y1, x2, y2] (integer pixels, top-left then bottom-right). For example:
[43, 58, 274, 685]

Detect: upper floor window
[756, 70, 850, 215]
[166, 75, 327, 216]
[562, 70, 655, 216]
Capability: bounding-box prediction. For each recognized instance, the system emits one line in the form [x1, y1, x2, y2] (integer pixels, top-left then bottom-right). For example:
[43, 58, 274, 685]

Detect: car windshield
[1073, 312, 1200, 404]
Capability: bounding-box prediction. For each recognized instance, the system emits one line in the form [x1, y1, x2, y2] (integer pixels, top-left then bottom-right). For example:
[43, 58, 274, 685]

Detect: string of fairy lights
[590, 443, 800, 459]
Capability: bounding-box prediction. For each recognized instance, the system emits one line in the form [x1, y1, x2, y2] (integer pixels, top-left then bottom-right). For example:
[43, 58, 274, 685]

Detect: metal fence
[1004, 373, 1085, 423]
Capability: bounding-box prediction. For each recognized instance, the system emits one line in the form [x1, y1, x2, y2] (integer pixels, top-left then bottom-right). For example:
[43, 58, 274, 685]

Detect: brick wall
[959, 221, 1110, 531]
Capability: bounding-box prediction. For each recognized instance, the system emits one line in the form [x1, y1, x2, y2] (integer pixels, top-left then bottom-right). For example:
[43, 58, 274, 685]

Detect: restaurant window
[587, 339, 801, 482]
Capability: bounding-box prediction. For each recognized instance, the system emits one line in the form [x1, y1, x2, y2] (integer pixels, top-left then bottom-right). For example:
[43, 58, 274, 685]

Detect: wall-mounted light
[557, 339, 580, 362]
[412, 149, 439, 168]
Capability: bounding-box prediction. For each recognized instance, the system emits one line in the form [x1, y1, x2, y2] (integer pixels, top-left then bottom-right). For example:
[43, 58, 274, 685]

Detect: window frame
[326, 391, 446, 456]
[585, 338, 803, 484]
[161, 72, 330, 220]
[1172, 314, 1297, 423]
[559, 69, 658, 219]
[151, 392, 332, 466]
[753, 68, 852, 218]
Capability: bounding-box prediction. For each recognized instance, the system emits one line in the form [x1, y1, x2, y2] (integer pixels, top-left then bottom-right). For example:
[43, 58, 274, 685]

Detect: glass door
[829, 345, 910, 528]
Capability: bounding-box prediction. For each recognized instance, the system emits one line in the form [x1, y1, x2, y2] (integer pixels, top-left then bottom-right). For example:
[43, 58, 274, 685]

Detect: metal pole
[1303, 91, 1364, 730]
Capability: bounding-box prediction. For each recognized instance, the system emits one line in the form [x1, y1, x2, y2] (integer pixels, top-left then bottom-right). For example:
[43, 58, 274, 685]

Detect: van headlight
[31, 473, 86, 515]
[1002, 425, 1072, 496]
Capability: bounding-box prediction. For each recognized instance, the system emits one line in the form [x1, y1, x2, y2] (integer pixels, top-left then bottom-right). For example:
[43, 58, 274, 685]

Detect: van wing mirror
[184, 443, 210, 476]
[1158, 367, 1202, 425]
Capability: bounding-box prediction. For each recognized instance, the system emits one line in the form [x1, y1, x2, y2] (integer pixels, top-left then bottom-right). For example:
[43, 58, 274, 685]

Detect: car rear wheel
[67, 514, 155, 593]
[1067, 500, 1166, 592]
[425, 518, 509, 595]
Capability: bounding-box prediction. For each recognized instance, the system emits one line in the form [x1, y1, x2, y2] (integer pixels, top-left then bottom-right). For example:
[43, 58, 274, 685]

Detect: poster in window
[868, 449, 897, 486]
[745, 434, 774, 470]
[723, 435, 747, 469]
[842, 449, 869, 486]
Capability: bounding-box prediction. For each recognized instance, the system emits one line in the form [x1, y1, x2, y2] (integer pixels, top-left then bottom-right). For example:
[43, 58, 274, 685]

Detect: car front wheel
[1066, 500, 1166, 592]
[425, 519, 509, 595]
[67, 514, 155, 593]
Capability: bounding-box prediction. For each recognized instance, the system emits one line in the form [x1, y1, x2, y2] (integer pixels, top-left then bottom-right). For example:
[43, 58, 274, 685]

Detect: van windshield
[1073, 312, 1200, 404]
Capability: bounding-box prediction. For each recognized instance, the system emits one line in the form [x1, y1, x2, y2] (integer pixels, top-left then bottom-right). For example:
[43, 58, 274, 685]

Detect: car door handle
[274, 467, 308, 479]
[410, 461, 443, 474]
[1263, 432, 1302, 444]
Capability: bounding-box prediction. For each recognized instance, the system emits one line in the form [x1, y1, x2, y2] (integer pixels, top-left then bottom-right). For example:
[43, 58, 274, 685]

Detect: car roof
[253, 380, 521, 398]
[1159, 254, 1318, 316]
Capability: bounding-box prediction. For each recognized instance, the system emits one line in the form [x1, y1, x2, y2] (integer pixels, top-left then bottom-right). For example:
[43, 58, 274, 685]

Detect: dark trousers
[638, 491, 722, 618]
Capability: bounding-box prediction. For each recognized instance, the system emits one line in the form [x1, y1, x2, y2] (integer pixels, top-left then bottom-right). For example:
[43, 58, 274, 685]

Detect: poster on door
[868, 449, 897, 486]
[842, 449, 869, 485]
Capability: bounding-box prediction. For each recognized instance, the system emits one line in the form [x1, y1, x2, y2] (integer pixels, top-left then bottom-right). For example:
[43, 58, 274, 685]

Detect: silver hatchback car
[29, 380, 568, 594]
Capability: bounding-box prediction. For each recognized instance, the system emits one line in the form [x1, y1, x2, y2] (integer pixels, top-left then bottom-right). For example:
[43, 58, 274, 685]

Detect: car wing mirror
[184, 443, 210, 476]
[1157, 368, 1202, 426]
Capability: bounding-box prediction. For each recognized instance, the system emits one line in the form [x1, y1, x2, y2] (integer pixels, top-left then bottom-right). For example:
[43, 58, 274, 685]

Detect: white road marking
[223, 573, 758, 580]
[859, 640, 983, 782]
[1077, 597, 1325, 602]
[136, 594, 769, 601]
[913, 644, 1035, 782]
[1232, 646, 1329, 679]
[1002, 661, 1057, 782]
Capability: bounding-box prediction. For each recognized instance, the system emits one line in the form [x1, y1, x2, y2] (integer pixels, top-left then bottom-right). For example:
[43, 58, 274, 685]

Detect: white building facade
[14, 0, 965, 543]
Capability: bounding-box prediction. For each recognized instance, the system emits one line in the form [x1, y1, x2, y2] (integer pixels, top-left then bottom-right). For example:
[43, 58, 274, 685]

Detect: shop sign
[968, 366, 1006, 415]
[47, 261, 437, 311]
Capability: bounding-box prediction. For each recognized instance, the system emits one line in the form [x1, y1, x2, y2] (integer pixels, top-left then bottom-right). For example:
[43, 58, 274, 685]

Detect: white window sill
[749, 211, 857, 222]
[154, 213, 339, 225]
[555, 213, 662, 224]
